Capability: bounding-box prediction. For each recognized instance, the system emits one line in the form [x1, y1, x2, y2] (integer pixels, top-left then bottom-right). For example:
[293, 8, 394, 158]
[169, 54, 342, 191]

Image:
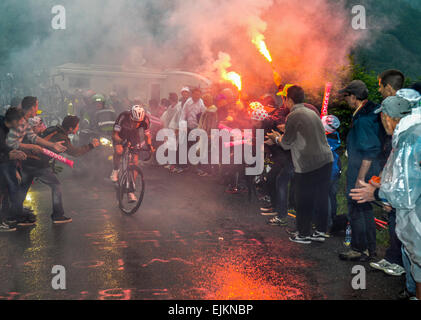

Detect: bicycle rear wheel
[117, 165, 145, 215]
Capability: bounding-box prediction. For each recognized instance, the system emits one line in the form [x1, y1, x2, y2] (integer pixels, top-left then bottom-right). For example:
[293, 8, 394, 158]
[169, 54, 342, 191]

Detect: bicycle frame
[119, 147, 137, 193]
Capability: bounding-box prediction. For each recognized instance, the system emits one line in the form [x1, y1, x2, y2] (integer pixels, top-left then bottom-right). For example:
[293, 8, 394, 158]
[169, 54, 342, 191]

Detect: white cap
[181, 87, 190, 93]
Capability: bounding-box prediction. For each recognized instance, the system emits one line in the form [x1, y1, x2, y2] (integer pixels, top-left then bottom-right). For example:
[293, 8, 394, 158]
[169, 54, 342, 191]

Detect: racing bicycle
[117, 141, 152, 215]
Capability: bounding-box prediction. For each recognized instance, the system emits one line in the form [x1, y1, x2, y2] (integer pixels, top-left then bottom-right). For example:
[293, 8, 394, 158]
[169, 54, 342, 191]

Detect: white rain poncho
[379, 106, 421, 274]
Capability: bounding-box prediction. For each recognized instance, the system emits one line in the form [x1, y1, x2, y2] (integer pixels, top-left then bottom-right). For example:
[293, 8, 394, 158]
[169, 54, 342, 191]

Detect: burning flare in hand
[252, 33, 272, 63]
[214, 52, 242, 92]
[224, 71, 242, 92]
[100, 137, 113, 147]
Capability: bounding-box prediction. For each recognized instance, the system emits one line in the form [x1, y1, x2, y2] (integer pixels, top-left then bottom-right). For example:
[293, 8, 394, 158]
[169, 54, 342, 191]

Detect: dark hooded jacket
[346, 100, 386, 194]
[23, 125, 94, 168]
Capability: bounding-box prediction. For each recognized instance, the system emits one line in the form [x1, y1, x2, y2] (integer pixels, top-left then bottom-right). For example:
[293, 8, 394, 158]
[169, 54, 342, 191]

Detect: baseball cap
[374, 96, 412, 118]
[339, 80, 368, 100]
[180, 86, 190, 93]
[276, 84, 294, 97]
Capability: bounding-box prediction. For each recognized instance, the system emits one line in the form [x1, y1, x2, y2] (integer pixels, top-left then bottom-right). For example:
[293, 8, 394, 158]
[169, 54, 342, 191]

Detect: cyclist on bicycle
[110, 105, 155, 200]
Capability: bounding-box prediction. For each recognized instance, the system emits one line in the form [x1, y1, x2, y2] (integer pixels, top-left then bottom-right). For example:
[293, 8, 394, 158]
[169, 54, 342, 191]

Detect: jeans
[327, 178, 339, 230]
[385, 210, 403, 266]
[20, 165, 65, 218]
[402, 246, 417, 295]
[294, 163, 332, 236]
[274, 162, 294, 218]
[347, 200, 376, 254]
[0, 162, 24, 219]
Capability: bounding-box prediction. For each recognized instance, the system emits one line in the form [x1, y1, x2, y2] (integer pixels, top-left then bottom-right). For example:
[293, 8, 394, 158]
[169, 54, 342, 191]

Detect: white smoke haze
[5, 0, 369, 96]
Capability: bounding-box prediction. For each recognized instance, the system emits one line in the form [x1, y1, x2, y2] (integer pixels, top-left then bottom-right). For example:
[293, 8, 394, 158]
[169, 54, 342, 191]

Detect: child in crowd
[321, 115, 342, 232]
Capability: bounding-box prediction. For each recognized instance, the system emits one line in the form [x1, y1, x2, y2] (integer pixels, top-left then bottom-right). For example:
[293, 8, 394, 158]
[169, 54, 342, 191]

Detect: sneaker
[52, 216, 73, 224]
[397, 288, 416, 300]
[313, 231, 330, 238]
[169, 166, 176, 173]
[16, 216, 36, 226]
[289, 234, 311, 244]
[339, 249, 369, 261]
[24, 211, 36, 220]
[196, 169, 207, 176]
[258, 195, 271, 203]
[309, 232, 326, 243]
[0, 222, 17, 232]
[174, 167, 185, 174]
[260, 206, 274, 212]
[225, 187, 240, 194]
[286, 228, 298, 236]
[268, 217, 288, 226]
[110, 169, 119, 182]
[370, 259, 393, 272]
[128, 192, 137, 203]
[260, 211, 278, 216]
[5, 218, 17, 224]
[384, 263, 406, 276]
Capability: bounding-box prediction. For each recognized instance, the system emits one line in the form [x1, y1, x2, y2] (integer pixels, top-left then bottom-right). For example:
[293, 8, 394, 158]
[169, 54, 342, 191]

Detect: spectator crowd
[0, 69, 420, 300]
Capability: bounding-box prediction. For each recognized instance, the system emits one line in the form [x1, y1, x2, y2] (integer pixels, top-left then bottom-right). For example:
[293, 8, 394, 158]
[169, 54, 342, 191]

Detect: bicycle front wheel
[117, 165, 145, 215]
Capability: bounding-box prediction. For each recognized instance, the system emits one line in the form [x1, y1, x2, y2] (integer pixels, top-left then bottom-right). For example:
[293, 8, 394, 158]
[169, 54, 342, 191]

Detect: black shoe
[368, 252, 378, 261]
[52, 216, 72, 224]
[0, 222, 17, 232]
[16, 216, 36, 226]
[24, 211, 37, 220]
[339, 249, 369, 261]
[5, 218, 17, 224]
[309, 232, 326, 243]
[397, 288, 416, 300]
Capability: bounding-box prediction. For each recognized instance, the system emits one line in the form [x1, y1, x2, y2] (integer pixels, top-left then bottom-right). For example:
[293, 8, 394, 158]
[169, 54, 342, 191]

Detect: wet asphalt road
[0, 164, 404, 300]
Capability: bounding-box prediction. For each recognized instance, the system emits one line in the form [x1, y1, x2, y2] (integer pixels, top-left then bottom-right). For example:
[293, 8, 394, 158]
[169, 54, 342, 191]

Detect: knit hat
[248, 101, 265, 112]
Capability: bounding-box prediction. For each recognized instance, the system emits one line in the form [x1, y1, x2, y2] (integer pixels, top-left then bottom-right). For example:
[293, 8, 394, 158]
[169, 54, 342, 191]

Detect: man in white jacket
[179, 88, 206, 130]
[165, 87, 191, 173]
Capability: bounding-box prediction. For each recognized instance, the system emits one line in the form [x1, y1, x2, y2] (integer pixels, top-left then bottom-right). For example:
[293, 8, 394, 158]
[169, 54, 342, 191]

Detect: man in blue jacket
[338, 80, 386, 261]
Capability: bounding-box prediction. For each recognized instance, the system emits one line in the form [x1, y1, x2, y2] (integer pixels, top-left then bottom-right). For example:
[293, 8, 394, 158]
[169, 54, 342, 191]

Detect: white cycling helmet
[131, 104, 146, 122]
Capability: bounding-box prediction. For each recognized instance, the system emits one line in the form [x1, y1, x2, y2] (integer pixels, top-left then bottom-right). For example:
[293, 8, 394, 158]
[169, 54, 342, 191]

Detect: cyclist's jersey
[113, 111, 150, 145]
